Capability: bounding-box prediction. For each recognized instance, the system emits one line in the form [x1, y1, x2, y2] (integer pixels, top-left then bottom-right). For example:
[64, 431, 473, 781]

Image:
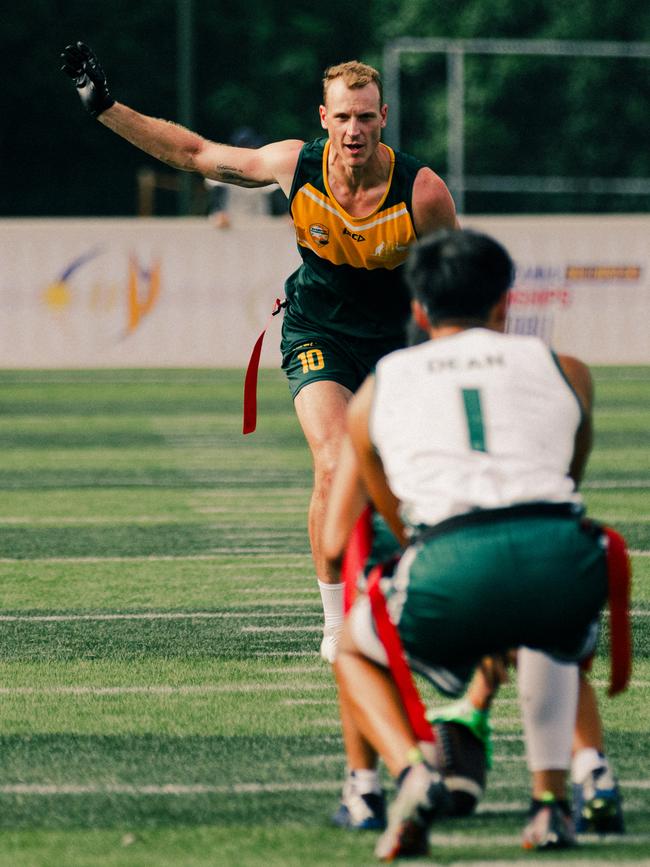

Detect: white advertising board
[0, 215, 647, 367]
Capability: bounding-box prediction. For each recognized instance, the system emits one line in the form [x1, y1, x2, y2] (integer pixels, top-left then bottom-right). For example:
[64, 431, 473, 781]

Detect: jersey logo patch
[309, 223, 329, 247]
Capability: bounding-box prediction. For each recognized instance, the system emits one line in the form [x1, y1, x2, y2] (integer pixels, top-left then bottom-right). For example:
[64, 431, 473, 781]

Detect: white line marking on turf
[592, 679, 650, 688]
[584, 480, 650, 489]
[0, 683, 333, 696]
[447, 862, 650, 867]
[242, 625, 322, 633]
[0, 611, 320, 623]
[446, 859, 650, 867]
[0, 516, 186, 525]
[258, 666, 324, 674]
[0, 553, 313, 564]
[0, 782, 343, 796]
[240, 588, 317, 595]
[429, 831, 650, 847]
[6, 610, 646, 625]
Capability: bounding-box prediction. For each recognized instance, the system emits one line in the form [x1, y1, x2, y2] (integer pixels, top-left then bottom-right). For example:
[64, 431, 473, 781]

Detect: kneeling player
[324, 229, 625, 859]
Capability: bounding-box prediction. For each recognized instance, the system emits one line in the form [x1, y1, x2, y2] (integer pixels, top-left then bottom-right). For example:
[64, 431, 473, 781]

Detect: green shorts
[280, 308, 404, 399]
[349, 505, 608, 696]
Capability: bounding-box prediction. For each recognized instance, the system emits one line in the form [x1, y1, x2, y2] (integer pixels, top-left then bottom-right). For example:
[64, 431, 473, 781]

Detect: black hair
[404, 229, 514, 326]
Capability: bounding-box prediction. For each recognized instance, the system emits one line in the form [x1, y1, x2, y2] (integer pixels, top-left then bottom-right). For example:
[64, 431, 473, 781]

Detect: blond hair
[322, 60, 383, 105]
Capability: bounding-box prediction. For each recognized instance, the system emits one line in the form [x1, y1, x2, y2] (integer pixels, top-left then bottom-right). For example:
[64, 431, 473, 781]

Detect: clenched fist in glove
[61, 42, 115, 118]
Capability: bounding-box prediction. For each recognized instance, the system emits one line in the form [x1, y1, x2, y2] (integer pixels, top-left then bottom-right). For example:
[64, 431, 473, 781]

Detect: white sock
[350, 768, 381, 795]
[517, 647, 578, 771]
[571, 747, 607, 784]
[318, 580, 344, 632]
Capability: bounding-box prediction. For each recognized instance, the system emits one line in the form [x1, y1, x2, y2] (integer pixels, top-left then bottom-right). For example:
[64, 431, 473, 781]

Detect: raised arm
[61, 42, 302, 194]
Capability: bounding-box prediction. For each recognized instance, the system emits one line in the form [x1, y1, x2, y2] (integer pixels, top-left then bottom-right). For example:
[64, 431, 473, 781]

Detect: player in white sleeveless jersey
[371, 329, 583, 526]
[325, 229, 610, 859]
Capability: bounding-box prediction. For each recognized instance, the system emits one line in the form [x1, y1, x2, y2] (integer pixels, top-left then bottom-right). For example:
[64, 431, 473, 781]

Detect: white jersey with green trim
[370, 328, 583, 528]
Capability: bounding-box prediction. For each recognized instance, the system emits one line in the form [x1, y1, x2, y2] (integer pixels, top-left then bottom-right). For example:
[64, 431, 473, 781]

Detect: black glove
[61, 42, 115, 118]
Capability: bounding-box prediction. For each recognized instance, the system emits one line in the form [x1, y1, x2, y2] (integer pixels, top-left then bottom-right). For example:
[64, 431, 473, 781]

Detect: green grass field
[0, 367, 647, 867]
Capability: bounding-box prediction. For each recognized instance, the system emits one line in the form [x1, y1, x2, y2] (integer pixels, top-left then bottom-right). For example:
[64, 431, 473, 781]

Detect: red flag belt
[341, 506, 374, 614]
[243, 298, 286, 435]
[366, 566, 435, 743]
[603, 526, 632, 696]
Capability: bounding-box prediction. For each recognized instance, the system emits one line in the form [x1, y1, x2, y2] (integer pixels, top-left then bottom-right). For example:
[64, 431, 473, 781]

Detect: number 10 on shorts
[297, 348, 325, 373]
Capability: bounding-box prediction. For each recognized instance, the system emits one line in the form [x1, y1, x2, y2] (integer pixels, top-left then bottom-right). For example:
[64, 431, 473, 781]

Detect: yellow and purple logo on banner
[43, 248, 161, 336]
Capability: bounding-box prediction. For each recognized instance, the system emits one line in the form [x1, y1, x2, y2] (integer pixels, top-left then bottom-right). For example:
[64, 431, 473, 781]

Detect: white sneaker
[320, 627, 340, 664]
[374, 763, 450, 861]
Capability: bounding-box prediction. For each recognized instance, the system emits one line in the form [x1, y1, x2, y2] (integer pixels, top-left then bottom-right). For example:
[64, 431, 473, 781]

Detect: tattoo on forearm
[216, 164, 244, 182]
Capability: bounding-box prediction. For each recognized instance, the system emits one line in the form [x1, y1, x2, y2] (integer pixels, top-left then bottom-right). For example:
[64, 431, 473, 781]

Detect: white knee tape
[517, 647, 579, 772]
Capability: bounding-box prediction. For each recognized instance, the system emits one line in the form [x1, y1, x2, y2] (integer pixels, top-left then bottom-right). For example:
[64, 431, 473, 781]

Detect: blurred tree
[1, 0, 648, 215]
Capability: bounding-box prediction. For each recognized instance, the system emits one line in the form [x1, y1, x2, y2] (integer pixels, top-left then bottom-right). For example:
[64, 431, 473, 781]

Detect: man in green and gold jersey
[61, 47, 458, 660]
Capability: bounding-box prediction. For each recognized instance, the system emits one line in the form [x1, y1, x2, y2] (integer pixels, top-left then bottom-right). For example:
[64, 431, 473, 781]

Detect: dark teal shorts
[350, 506, 608, 696]
[280, 308, 404, 399]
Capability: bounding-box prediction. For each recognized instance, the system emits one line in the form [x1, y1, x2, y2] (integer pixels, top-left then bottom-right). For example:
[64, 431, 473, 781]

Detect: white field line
[253, 651, 315, 657]
[0, 682, 331, 697]
[435, 678, 650, 696]
[429, 831, 650, 848]
[491, 718, 522, 729]
[242, 625, 322, 633]
[584, 480, 650, 489]
[0, 681, 639, 701]
[2, 609, 647, 624]
[630, 549, 650, 557]
[240, 588, 317, 595]
[0, 516, 183, 525]
[283, 698, 338, 706]
[197, 507, 305, 515]
[0, 611, 320, 623]
[446, 861, 650, 867]
[0, 781, 647, 819]
[191, 488, 310, 499]
[591, 679, 650, 688]
[0, 553, 313, 564]
[243, 599, 319, 608]
[295, 755, 343, 765]
[0, 782, 342, 796]
[258, 666, 324, 674]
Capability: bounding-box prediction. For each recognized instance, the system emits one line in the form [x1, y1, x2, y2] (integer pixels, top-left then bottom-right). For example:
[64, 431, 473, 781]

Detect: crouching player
[324, 228, 626, 859]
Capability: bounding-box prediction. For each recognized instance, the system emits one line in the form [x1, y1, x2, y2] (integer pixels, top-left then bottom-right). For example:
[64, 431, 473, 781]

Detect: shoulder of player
[411, 166, 459, 235]
[555, 353, 593, 412]
[256, 139, 305, 189]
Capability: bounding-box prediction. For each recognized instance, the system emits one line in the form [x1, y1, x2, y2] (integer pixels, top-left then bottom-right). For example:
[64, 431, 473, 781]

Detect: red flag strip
[242, 298, 285, 435]
[603, 526, 632, 696]
[341, 506, 374, 614]
[366, 566, 435, 744]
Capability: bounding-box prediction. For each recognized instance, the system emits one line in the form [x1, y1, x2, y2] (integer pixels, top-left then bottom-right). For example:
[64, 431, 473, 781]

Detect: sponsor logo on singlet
[309, 223, 330, 247]
[342, 227, 366, 242]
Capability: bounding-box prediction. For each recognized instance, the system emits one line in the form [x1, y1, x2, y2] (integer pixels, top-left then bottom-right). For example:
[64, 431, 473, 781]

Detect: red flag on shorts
[367, 566, 435, 743]
[341, 506, 374, 613]
[603, 526, 632, 696]
[243, 299, 285, 435]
